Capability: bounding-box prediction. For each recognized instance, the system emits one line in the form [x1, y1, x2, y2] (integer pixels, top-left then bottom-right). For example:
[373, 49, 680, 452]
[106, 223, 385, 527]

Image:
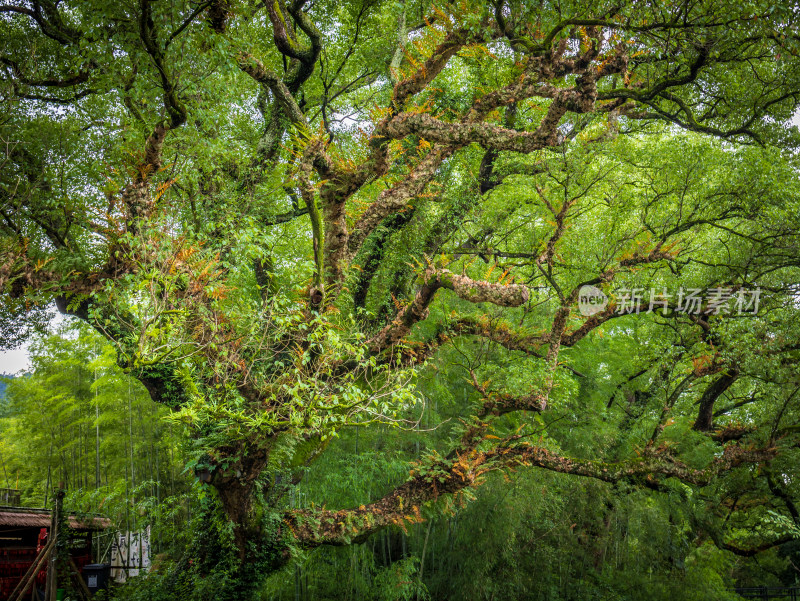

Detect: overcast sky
[1, 313, 67, 374]
[0, 345, 30, 374]
[2, 110, 800, 376]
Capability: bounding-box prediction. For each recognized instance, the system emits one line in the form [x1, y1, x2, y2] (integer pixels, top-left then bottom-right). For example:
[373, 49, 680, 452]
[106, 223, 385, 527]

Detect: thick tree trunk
[216, 478, 258, 561]
[189, 464, 292, 601]
[209, 448, 271, 560]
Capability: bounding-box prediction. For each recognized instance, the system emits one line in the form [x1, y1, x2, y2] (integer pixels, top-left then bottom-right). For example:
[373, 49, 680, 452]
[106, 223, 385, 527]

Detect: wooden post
[45, 484, 65, 601]
[69, 557, 92, 600]
[44, 506, 56, 600]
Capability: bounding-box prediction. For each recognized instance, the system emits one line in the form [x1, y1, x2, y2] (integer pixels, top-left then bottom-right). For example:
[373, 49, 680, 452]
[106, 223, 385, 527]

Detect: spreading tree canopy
[2, 0, 800, 597]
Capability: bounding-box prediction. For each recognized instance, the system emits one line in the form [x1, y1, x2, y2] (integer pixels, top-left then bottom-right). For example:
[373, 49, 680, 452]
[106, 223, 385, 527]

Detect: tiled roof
[0, 509, 110, 530]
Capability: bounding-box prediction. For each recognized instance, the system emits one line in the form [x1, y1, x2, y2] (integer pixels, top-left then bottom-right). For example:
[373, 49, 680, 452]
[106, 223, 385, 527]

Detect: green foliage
[2, 0, 800, 599]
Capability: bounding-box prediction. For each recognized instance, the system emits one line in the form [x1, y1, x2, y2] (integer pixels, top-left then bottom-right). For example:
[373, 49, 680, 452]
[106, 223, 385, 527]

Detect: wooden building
[0, 505, 109, 600]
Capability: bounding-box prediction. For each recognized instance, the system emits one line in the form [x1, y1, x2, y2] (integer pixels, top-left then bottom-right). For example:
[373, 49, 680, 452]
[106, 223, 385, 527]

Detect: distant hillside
[0, 373, 12, 407]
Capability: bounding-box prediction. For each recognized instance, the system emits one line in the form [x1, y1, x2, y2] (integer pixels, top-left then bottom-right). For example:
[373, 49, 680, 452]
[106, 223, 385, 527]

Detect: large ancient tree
[2, 0, 800, 596]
